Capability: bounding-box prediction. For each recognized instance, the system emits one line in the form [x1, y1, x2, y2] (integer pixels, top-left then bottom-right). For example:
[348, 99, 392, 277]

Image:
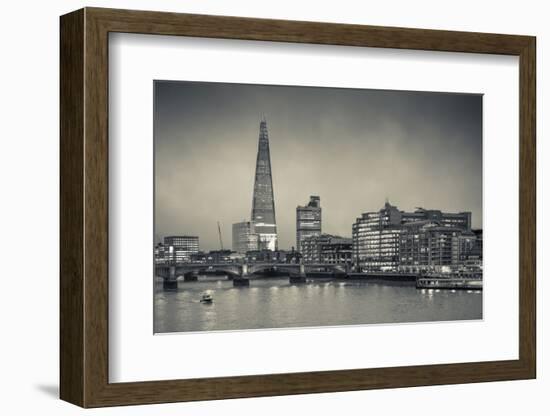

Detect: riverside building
[163, 235, 199, 263]
[154, 243, 166, 264]
[301, 233, 352, 265]
[320, 236, 353, 266]
[352, 201, 475, 272]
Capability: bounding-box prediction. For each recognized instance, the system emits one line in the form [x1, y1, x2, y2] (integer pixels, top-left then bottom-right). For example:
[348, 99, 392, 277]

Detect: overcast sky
[154, 81, 482, 251]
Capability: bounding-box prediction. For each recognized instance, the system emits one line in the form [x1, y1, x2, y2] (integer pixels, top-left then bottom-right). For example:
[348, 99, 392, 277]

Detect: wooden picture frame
[60, 7, 536, 408]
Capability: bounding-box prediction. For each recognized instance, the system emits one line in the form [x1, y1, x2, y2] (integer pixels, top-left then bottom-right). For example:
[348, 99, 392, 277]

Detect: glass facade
[162, 235, 199, 263]
[352, 203, 403, 271]
[399, 222, 459, 273]
[352, 202, 476, 272]
[251, 119, 278, 251]
[232, 221, 260, 254]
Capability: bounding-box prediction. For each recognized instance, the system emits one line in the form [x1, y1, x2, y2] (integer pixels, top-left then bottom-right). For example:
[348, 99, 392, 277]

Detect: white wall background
[0, 0, 546, 414]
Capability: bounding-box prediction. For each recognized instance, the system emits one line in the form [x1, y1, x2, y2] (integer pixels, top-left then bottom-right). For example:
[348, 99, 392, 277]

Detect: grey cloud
[155, 81, 482, 251]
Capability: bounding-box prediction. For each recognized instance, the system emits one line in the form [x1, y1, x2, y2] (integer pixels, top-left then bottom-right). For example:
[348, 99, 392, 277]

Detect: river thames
[154, 276, 482, 333]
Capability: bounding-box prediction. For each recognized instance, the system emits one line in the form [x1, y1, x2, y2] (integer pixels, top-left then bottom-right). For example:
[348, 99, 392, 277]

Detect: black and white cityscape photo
[153, 81, 483, 334]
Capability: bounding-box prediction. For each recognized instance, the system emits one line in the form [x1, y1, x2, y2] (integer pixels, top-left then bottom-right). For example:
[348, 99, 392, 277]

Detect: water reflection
[154, 277, 482, 333]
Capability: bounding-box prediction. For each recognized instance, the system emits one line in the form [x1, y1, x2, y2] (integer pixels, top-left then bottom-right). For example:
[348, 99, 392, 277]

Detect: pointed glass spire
[251, 118, 278, 251]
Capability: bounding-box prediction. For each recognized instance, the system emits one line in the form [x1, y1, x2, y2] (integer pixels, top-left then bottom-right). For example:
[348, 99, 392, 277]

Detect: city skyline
[250, 118, 278, 251]
[154, 80, 483, 251]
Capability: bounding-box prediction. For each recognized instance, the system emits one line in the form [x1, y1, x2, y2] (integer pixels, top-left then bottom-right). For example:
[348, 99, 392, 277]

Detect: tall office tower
[296, 196, 322, 252]
[251, 118, 278, 251]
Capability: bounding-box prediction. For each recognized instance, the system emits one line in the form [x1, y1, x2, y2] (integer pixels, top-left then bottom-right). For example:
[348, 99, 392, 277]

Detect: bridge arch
[246, 263, 298, 275]
[156, 264, 245, 280]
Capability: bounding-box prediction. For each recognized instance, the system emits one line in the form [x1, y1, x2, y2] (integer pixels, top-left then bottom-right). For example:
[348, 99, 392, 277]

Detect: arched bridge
[155, 263, 245, 281]
[155, 262, 350, 289]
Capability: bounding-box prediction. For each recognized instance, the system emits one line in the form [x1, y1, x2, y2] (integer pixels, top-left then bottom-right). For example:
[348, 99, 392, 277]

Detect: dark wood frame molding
[60, 7, 536, 408]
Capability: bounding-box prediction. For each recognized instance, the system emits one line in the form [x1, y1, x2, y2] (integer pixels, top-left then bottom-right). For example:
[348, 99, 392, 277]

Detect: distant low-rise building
[301, 234, 352, 265]
[163, 235, 199, 263]
[154, 243, 166, 264]
[301, 234, 332, 263]
[399, 221, 459, 273]
[398, 221, 483, 274]
[244, 249, 288, 263]
[206, 249, 233, 263]
[470, 229, 483, 260]
[285, 248, 302, 264]
[320, 236, 353, 266]
[190, 251, 207, 263]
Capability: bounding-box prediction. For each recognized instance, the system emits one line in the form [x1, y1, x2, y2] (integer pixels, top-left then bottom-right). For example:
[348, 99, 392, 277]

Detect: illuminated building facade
[251, 118, 278, 250]
[296, 196, 322, 252]
[163, 235, 199, 263]
[232, 221, 259, 254]
[352, 201, 474, 272]
[301, 234, 352, 265]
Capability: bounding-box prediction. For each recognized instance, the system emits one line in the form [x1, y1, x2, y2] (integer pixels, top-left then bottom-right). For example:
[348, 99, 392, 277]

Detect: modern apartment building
[352, 201, 474, 272]
[163, 235, 199, 263]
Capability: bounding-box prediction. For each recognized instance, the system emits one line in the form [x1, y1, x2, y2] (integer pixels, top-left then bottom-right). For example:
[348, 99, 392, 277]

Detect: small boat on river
[200, 293, 213, 303]
[416, 272, 482, 290]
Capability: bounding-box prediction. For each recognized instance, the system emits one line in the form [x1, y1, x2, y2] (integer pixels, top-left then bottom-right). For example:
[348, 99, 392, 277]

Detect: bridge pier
[155, 262, 358, 286]
[161, 266, 179, 290]
[289, 275, 306, 283]
[233, 264, 250, 287]
[289, 263, 307, 284]
[233, 278, 250, 287]
[163, 279, 178, 290]
[183, 272, 198, 282]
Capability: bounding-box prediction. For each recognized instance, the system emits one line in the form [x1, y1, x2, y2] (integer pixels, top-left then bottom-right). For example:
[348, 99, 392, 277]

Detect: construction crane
[217, 221, 224, 250]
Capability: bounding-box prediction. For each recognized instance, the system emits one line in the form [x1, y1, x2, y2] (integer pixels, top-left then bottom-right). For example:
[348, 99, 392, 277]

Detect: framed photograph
[60, 7, 536, 407]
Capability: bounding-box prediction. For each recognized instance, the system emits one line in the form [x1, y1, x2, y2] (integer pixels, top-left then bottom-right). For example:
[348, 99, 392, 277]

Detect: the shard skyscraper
[251, 118, 278, 251]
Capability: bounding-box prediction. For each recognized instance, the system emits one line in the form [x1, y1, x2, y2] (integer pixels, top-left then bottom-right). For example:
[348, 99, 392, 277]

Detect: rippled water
[154, 277, 482, 333]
